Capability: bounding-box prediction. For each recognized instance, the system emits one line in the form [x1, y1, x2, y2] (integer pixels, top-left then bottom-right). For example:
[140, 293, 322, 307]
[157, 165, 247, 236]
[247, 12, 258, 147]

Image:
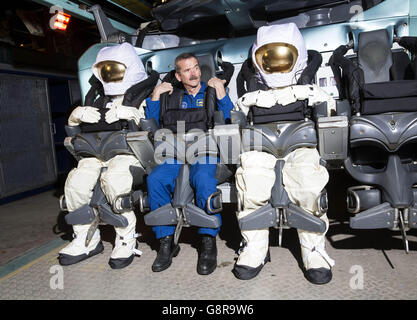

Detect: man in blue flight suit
[145, 52, 234, 275]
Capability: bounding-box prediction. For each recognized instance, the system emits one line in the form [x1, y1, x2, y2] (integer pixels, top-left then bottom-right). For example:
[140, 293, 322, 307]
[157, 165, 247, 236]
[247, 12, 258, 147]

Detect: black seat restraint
[159, 86, 216, 133]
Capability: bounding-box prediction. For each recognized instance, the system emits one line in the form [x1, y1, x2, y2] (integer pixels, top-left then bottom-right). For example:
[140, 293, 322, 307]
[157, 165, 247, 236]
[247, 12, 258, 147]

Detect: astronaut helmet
[252, 23, 308, 88]
[92, 42, 148, 96]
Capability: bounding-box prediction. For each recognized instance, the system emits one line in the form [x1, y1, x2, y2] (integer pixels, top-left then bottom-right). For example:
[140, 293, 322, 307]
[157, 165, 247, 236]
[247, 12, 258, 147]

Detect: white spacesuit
[58, 43, 148, 269]
[233, 23, 335, 284]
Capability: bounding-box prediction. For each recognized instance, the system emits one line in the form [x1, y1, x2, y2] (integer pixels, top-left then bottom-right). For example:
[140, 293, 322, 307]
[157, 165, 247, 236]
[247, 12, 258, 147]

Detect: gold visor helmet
[255, 42, 299, 74]
[95, 60, 127, 83]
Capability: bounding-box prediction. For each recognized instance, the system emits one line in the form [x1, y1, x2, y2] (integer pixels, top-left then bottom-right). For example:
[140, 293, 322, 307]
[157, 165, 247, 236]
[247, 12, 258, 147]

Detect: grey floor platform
[1, 222, 417, 300]
[1, 170, 417, 300]
[0, 189, 66, 266]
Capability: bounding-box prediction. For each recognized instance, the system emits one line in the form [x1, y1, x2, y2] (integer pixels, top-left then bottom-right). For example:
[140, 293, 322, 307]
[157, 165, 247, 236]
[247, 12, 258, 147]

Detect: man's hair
[174, 52, 198, 73]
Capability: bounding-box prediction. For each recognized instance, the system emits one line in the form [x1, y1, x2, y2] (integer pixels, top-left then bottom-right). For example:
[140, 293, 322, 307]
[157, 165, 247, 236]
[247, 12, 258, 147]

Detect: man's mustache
[189, 76, 199, 81]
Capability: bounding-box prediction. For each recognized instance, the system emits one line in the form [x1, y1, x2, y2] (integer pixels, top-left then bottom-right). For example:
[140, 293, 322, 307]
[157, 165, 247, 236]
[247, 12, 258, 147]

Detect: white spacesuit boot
[109, 211, 142, 269]
[233, 151, 277, 280]
[298, 216, 334, 284]
[58, 224, 104, 266]
[233, 219, 270, 280]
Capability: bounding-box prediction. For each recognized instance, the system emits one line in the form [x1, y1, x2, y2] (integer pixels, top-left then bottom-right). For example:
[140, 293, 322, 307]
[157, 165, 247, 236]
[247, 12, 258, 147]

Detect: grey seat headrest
[358, 29, 393, 84]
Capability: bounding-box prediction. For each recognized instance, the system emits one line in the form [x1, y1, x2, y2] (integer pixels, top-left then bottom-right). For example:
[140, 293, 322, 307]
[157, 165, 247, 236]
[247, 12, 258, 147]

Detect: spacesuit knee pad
[64, 164, 102, 212]
[282, 148, 329, 214]
[100, 156, 140, 205]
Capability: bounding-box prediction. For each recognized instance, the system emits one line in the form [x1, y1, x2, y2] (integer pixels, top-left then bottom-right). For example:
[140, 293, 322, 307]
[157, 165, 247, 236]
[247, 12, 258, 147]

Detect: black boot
[232, 250, 271, 280]
[305, 268, 332, 285]
[152, 235, 180, 272]
[197, 235, 217, 275]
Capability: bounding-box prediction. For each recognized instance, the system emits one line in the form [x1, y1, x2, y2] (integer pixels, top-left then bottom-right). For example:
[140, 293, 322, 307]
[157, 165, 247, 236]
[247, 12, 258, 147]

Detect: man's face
[175, 57, 201, 88]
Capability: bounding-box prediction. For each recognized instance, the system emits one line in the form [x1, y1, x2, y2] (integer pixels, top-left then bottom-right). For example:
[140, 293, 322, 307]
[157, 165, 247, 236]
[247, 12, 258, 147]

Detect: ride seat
[332, 29, 417, 115]
[329, 29, 417, 249]
[142, 53, 237, 243]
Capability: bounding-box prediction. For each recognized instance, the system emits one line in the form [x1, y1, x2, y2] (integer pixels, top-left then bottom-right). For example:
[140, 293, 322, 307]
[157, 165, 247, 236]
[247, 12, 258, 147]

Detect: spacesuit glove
[255, 90, 278, 108]
[273, 86, 297, 106]
[236, 89, 277, 112]
[68, 106, 100, 126]
[238, 91, 261, 107]
[291, 85, 311, 101]
[115, 105, 142, 125]
[235, 91, 259, 115]
[104, 107, 118, 124]
[105, 105, 142, 125]
[307, 85, 332, 106]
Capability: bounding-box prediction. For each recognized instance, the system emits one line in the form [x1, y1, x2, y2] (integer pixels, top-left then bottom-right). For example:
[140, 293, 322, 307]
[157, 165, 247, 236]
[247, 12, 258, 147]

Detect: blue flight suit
[145, 82, 234, 239]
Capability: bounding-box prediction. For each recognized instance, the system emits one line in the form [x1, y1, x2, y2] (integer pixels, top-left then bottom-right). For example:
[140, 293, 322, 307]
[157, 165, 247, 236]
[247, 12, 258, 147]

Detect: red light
[53, 12, 71, 31]
[57, 13, 70, 23]
[54, 21, 67, 31]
